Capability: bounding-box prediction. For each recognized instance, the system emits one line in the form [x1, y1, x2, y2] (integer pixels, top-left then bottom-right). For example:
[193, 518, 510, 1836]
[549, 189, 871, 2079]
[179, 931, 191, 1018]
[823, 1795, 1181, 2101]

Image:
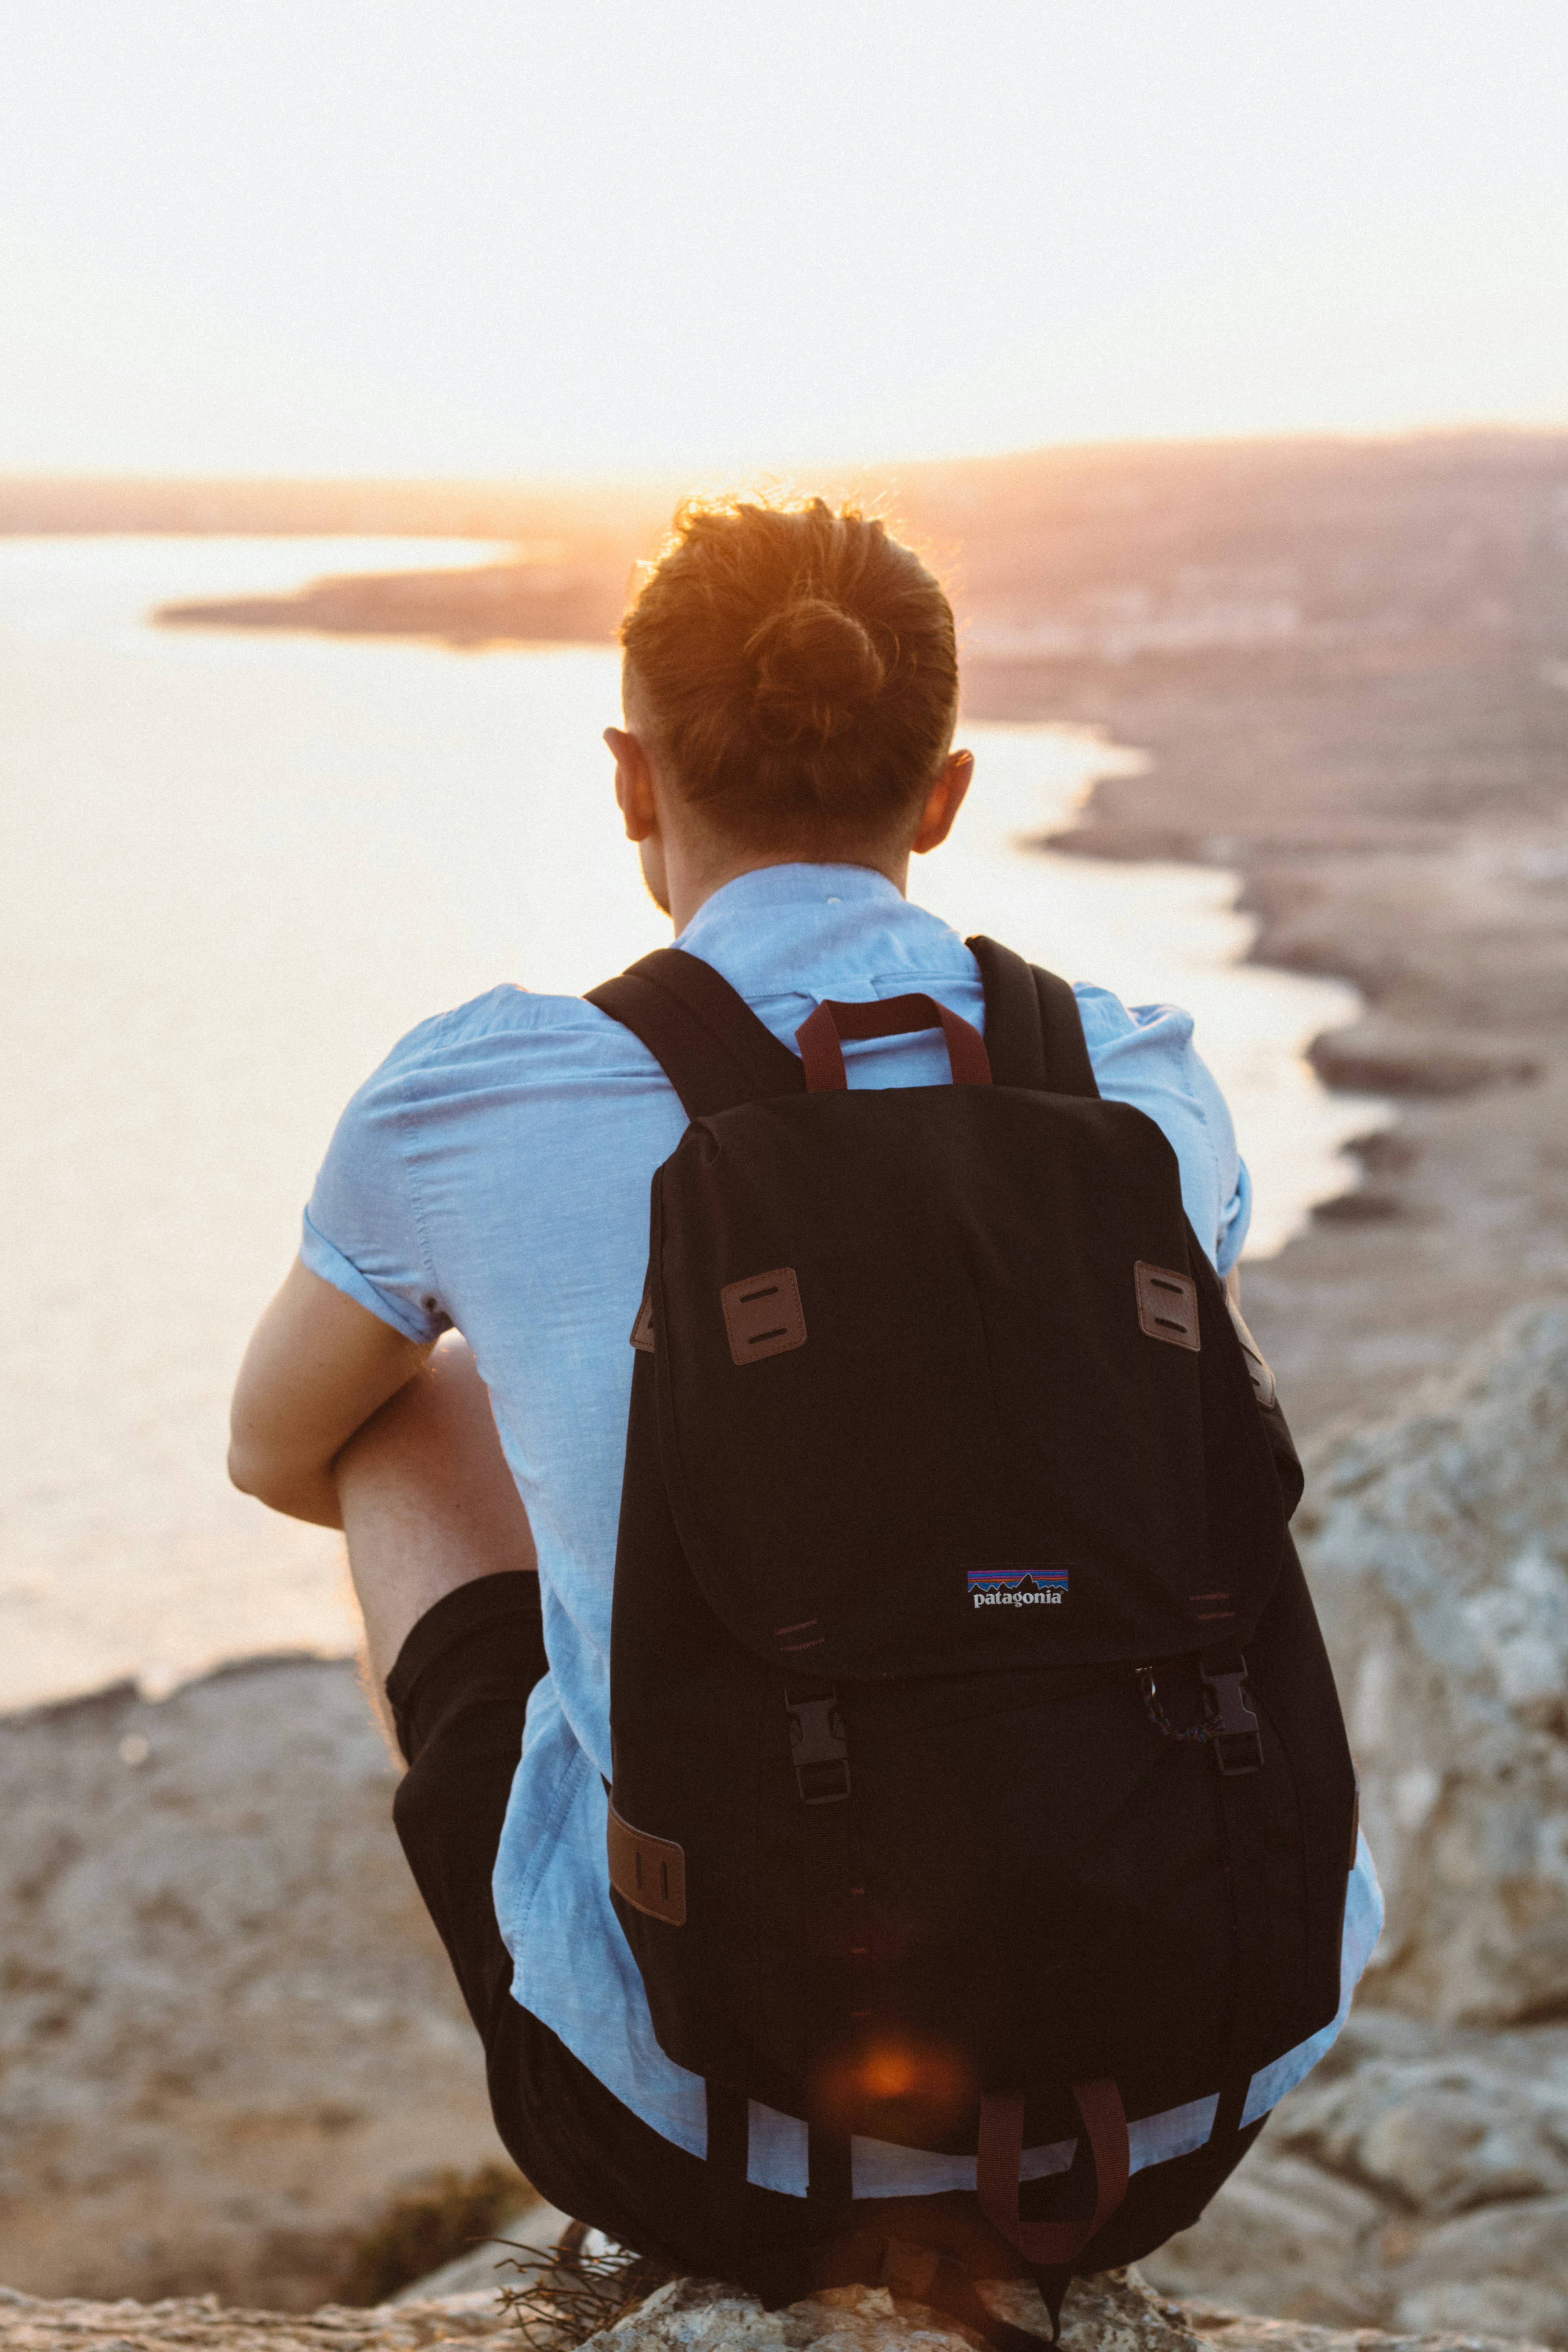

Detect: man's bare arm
[228, 1257, 436, 1527]
[335, 1334, 539, 1691]
[230, 1257, 537, 1722]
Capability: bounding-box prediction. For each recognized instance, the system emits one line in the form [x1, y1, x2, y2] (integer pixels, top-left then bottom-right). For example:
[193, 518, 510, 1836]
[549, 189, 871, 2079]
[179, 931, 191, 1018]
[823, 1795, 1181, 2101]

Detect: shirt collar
[675, 862, 904, 947]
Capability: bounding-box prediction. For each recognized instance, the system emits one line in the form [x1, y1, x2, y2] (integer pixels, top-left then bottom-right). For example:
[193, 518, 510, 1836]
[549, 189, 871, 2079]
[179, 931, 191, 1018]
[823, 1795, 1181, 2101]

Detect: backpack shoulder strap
[966, 935, 1100, 1099]
[585, 946, 806, 1121]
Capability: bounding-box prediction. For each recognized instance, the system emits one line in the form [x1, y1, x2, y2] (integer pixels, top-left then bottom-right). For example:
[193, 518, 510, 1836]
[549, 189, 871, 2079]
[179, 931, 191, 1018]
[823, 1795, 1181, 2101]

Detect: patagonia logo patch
[967, 1568, 1069, 1610]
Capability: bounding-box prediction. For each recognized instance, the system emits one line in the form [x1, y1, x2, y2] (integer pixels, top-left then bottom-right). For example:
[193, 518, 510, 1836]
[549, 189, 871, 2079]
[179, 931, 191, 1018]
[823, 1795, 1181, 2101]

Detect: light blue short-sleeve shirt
[304, 862, 1380, 2195]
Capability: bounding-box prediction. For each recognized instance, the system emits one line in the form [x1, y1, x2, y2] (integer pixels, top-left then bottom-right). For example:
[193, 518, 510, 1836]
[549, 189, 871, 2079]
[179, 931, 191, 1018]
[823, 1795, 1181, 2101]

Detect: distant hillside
[9, 433, 1567, 665]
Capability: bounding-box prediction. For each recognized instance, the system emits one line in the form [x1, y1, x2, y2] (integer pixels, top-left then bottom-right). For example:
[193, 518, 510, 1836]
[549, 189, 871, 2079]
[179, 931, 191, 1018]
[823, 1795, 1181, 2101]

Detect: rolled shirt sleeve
[1076, 985, 1253, 1277]
[299, 1013, 457, 1347]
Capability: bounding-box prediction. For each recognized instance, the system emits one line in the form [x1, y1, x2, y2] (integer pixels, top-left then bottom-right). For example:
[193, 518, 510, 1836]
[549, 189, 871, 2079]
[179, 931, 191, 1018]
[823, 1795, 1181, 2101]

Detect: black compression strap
[967, 936, 1099, 1100]
[804, 1782, 855, 2224]
[1211, 1755, 1274, 2146]
[704, 2076, 751, 2233]
[586, 947, 805, 1121]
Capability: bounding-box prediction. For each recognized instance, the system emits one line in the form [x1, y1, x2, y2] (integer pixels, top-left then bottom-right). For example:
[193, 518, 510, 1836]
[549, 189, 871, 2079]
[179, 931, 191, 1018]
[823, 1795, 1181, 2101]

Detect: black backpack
[586, 936, 1357, 2341]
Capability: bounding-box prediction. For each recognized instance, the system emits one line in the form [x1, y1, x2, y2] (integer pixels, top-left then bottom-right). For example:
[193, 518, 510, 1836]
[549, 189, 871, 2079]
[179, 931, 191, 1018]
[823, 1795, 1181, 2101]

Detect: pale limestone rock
[1138, 2009, 1568, 2337]
[0, 2283, 516, 2349]
[1388, 2196, 1568, 2327]
[0, 2270, 1548, 2352]
[0, 1659, 510, 2310]
[577, 2277, 981, 2352]
[1272, 2051, 1568, 2216]
[1294, 1305, 1568, 2022]
[1185, 2304, 1543, 2352]
[572, 2269, 1203, 2352]
[1395, 2282, 1568, 2346]
[1135, 2148, 1388, 2328]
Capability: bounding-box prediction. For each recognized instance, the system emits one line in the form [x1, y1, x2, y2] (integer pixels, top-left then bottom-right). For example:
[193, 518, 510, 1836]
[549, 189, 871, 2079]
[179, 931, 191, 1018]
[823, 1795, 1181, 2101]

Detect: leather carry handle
[977, 2077, 1129, 2267]
[796, 993, 992, 1093]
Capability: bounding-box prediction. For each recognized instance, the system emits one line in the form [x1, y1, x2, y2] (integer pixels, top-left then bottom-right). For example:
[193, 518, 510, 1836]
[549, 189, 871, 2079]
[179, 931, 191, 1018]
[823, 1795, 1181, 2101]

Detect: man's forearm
[229, 1455, 347, 1530]
[229, 1257, 434, 1525]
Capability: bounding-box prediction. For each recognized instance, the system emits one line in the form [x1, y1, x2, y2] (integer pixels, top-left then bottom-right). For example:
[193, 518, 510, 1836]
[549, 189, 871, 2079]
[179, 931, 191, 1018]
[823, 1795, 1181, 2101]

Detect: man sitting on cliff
[229, 492, 1381, 2295]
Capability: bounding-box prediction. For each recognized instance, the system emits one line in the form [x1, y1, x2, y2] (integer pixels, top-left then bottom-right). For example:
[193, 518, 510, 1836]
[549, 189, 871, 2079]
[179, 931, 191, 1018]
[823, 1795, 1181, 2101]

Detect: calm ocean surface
[2, 538, 1383, 1711]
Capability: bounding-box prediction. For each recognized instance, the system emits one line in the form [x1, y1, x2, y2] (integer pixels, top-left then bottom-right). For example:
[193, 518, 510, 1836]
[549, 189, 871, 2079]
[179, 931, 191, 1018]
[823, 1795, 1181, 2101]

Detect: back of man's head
[620, 494, 959, 864]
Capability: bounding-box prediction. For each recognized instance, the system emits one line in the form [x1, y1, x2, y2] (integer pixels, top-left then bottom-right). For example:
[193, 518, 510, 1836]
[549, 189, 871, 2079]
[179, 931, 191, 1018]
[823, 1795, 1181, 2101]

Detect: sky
[2, 0, 1566, 479]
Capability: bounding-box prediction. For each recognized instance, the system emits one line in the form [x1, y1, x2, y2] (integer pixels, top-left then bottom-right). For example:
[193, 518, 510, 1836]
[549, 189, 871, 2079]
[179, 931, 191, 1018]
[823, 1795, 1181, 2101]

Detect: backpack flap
[648, 1083, 1286, 1680]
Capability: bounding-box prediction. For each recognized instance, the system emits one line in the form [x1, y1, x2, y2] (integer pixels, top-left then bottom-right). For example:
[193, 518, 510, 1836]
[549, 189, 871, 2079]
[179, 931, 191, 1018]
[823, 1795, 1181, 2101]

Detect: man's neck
[660, 842, 910, 935]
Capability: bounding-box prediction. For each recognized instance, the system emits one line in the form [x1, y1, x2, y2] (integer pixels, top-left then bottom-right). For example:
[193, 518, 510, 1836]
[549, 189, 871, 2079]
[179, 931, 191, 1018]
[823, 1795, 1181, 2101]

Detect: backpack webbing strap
[966, 936, 1099, 1100]
[1188, 1239, 1278, 2138]
[804, 1809, 855, 2217]
[704, 2075, 751, 2233]
[1209, 1714, 1276, 2145]
[586, 947, 805, 1121]
[782, 1678, 857, 2224]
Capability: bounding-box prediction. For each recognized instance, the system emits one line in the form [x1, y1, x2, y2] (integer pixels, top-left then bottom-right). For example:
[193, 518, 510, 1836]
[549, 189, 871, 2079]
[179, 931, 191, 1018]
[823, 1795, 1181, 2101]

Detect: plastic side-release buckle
[785, 1684, 851, 1804]
[1200, 1654, 1263, 1776]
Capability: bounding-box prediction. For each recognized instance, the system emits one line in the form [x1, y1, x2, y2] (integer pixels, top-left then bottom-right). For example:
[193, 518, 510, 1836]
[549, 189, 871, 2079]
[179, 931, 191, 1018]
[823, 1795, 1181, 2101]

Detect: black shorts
[388, 1571, 1260, 2287]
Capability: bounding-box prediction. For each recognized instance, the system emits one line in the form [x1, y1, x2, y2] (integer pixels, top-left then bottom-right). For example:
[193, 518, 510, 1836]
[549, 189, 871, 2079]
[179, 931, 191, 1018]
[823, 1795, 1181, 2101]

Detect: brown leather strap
[606, 1801, 687, 1925]
[796, 994, 992, 1092]
[977, 2078, 1129, 2268]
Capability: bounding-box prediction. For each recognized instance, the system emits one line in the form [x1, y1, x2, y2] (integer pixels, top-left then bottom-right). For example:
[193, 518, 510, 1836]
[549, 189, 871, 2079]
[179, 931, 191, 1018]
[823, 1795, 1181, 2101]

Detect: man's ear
[911, 749, 974, 856]
[605, 726, 658, 843]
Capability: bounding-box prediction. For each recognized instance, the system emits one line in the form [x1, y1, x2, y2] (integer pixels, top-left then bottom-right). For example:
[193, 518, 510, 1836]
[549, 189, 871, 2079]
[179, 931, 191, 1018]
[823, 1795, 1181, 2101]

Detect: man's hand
[229, 1258, 434, 1527]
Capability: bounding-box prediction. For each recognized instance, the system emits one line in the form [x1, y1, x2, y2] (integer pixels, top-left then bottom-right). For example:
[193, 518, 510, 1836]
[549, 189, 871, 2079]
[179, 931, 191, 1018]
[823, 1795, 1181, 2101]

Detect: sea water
[0, 538, 1383, 1711]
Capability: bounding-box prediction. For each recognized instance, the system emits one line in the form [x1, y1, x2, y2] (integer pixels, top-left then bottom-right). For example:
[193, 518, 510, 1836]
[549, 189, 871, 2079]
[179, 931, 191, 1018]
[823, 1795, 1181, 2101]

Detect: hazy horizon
[4, 419, 1565, 526]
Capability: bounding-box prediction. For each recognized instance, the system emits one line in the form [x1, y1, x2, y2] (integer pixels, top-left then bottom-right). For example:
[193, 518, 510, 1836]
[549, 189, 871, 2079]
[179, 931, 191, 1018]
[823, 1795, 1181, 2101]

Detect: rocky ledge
[0, 2269, 1544, 2352]
[1138, 1302, 1568, 2345]
[1143, 2007, 1568, 2342]
[0, 1654, 510, 2310]
[6, 1307, 1568, 2333]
